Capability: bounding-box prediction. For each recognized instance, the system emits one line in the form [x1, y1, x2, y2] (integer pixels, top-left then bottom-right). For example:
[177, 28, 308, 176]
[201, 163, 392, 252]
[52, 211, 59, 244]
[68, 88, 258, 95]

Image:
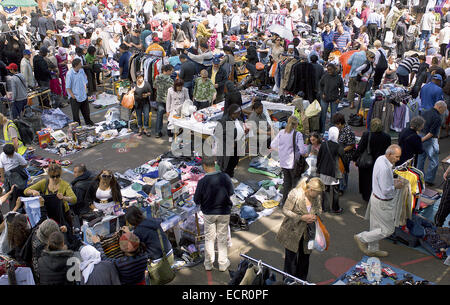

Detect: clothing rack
[0, 29, 20, 35]
[394, 157, 415, 171]
[240, 253, 315, 285]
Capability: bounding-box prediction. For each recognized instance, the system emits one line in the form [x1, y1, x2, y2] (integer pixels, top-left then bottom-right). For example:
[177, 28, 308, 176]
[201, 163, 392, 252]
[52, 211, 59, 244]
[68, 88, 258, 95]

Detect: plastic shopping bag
[305, 100, 321, 118]
[313, 217, 330, 251]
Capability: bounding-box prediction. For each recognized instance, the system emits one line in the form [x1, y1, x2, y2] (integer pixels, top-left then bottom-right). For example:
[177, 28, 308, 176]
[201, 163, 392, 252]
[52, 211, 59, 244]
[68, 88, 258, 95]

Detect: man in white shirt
[214, 8, 224, 49]
[439, 22, 450, 57]
[143, 0, 154, 24]
[291, 3, 303, 24]
[228, 8, 241, 36]
[419, 7, 436, 51]
[354, 145, 406, 257]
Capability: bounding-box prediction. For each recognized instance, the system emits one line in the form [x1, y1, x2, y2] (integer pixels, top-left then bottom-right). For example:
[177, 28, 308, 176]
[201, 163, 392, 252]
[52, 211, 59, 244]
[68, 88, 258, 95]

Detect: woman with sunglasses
[85, 170, 122, 215]
[24, 163, 77, 219]
[24, 163, 77, 238]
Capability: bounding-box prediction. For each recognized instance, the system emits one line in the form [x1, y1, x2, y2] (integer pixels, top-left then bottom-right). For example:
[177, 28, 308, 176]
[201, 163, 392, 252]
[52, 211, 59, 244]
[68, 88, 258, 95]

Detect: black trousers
[435, 178, 450, 227]
[224, 155, 240, 178]
[84, 66, 97, 95]
[323, 184, 340, 212]
[284, 236, 310, 281]
[281, 168, 298, 206]
[367, 24, 378, 46]
[70, 98, 93, 125]
[373, 67, 387, 89]
[323, 48, 332, 62]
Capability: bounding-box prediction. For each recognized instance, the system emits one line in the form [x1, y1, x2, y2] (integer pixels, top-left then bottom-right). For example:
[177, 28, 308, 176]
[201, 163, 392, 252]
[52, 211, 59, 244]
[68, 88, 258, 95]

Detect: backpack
[12, 119, 34, 145]
[376, 50, 388, 71]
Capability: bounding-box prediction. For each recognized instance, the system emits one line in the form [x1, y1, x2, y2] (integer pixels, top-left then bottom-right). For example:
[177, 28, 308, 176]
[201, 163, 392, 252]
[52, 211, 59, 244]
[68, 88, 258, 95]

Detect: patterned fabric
[193, 78, 216, 102]
[153, 74, 174, 103]
[338, 124, 356, 162]
[100, 232, 125, 259]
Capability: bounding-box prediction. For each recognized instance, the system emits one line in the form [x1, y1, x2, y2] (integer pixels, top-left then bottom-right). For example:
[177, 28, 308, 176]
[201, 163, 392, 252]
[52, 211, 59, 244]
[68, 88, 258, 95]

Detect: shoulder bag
[325, 141, 346, 174]
[356, 132, 373, 169]
[292, 131, 308, 178]
[147, 229, 176, 285]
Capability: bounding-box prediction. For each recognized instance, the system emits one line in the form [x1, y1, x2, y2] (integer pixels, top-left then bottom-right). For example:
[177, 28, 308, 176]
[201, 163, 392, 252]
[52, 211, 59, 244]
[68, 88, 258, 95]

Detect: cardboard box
[155, 180, 171, 199]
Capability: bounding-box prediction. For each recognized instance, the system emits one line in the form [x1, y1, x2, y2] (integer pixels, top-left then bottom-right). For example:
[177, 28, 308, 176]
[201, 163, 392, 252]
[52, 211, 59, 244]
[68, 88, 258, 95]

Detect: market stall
[333, 256, 434, 285]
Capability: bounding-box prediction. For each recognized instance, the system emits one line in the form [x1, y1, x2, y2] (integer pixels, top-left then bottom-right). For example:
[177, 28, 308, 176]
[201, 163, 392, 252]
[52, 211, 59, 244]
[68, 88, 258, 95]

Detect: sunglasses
[50, 174, 61, 179]
[101, 174, 113, 179]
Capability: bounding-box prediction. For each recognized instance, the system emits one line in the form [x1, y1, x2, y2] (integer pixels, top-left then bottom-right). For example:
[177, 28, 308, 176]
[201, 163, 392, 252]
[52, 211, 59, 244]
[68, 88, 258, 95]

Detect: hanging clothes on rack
[394, 158, 425, 211]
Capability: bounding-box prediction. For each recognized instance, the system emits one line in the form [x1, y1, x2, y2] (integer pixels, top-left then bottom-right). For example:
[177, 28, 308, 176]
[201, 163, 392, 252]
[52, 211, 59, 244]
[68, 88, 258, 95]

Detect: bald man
[354, 144, 406, 257]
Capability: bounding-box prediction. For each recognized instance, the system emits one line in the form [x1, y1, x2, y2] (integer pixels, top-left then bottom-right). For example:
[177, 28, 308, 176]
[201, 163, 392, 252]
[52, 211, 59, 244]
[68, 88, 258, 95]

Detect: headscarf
[328, 126, 339, 143]
[58, 47, 67, 60]
[80, 245, 102, 284]
[36, 219, 59, 244]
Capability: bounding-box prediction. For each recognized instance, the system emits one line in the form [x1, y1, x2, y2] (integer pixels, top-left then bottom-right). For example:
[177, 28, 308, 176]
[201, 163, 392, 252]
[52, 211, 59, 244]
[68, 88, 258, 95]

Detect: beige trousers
[203, 214, 230, 269]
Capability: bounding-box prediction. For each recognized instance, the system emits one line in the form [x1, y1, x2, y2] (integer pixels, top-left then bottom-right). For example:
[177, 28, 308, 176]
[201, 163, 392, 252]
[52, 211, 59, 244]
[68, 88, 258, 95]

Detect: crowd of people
[0, 0, 449, 285]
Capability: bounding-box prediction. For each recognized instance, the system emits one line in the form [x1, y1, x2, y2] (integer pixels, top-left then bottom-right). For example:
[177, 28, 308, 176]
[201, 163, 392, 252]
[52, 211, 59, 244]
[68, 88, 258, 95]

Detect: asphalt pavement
[10, 96, 450, 285]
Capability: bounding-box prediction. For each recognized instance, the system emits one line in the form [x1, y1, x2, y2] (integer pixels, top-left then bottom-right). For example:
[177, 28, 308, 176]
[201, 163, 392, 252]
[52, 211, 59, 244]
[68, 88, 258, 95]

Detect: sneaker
[367, 250, 389, 257]
[354, 235, 369, 254]
[219, 260, 231, 272]
[155, 132, 163, 138]
[231, 178, 238, 184]
[169, 137, 173, 143]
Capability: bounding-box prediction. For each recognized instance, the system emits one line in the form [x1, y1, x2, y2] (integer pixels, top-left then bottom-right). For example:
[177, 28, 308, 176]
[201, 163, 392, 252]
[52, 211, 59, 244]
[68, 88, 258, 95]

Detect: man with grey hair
[354, 144, 405, 257]
[397, 116, 425, 166]
[417, 101, 447, 186]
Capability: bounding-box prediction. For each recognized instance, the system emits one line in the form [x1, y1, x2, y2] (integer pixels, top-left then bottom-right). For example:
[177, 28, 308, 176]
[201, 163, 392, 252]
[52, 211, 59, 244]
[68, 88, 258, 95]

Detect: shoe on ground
[331, 208, 344, 214]
[219, 260, 231, 272]
[367, 250, 389, 257]
[155, 132, 163, 138]
[231, 178, 239, 184]
[354, 235, 369, 254]
[169, 137, 173, 143]
[425, 182, 435, 187]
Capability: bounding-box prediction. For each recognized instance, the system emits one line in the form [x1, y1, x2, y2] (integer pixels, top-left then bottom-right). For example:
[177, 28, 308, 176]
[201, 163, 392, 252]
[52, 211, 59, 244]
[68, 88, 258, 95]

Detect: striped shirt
[333, 31, 351, 52]
[398, 57, 420, 74]
[94, 243, 149, 285]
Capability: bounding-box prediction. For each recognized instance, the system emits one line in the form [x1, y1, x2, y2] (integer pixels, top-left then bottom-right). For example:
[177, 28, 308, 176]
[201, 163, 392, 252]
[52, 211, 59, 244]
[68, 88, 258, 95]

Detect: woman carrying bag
[270, 116, 308, 207]
[316, 127, 347, 214]
[354, 118, 391, 202]
[276, 177, 325, 282]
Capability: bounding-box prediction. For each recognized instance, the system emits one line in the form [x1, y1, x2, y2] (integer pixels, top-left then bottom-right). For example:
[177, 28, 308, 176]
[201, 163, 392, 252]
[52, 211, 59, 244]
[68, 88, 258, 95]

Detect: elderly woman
[270, 116, 308, 207]
[276, 177, 325, 281]
[316, 126, 347, 214]
[80, 245, 121, 285]
[353, 118, 392, 202]
[397, 116, 425, 166]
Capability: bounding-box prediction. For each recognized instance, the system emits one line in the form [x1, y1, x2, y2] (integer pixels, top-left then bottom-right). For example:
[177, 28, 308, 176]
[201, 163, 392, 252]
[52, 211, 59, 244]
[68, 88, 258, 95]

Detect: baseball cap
[5, 63, 18, 70]
[432, 74, 443, 81]
[23, 50, 32, 55]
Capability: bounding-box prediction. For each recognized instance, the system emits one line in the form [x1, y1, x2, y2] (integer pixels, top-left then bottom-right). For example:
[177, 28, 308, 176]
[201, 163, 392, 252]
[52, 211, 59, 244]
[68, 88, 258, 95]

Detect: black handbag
[348, 113, 364, 127]
[356, 132, 374, 169]
[292, 131, 308, 178]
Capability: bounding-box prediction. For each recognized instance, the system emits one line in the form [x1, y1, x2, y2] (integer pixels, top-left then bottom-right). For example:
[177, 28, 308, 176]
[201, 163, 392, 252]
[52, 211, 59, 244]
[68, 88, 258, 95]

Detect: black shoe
[155, 132, 162, 138]
[425, 182, 435, 187]
[87, 121, 95, 126]
[331, 208, 344, 214]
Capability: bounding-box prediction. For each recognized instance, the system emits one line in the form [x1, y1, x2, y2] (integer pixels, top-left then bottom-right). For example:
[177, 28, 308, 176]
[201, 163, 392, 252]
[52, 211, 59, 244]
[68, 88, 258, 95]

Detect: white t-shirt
[143, 1, 153, 14]
[96, 188, 112, 201]
[0, 152, 27, 172]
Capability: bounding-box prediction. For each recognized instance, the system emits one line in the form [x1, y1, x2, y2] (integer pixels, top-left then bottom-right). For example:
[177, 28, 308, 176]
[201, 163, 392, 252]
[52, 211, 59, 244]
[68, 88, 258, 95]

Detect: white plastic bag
[305, 100, 321, 118]
[313, 220, 327, 252]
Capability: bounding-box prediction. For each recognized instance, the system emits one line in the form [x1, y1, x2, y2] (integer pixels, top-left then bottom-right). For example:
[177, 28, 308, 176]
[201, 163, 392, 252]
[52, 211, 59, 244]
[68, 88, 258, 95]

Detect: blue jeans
[417, 138, 440, 184]
[320, 100, 338, 133]
[184, 80, 194, 100]
[12, 99, 27, 119]
[155, 102, 166, 135]
[339, 173, 348, 192]
[135, 103, 150, 129]
[419, 30, 431, 51]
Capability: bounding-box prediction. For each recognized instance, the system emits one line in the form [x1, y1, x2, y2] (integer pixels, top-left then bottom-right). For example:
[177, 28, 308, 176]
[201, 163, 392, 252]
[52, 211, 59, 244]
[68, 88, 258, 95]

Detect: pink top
[162, 23, 174, 42]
